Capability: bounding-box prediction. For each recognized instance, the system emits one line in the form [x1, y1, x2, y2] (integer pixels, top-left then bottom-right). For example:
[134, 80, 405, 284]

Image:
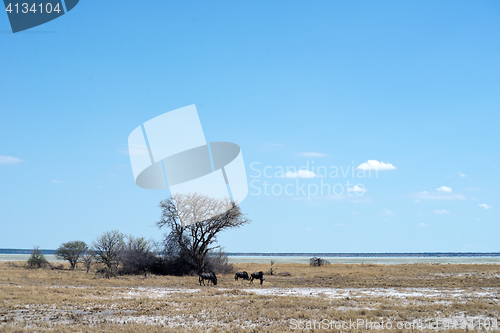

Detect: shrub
[27, 246, 49, 269]
[152, 235, 233, 276]
[205, 248, 233, 274]
[266, 260, 277, 275]
[310, 257, 330, 267]
[119, 235, 156, 275]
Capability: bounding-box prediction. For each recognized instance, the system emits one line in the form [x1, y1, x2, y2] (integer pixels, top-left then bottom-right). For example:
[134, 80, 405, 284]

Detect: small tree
[27, 246, 48, 269]
[81, 250, 95, 273]
[92, 230, 125, 275]
[268, 260, 277, 275]
[54, 241, 88, 270]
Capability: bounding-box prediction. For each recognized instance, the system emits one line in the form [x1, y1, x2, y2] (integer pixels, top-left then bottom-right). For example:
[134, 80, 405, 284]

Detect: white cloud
[458, 171, 466, 177]
[475, 218, 480, 221]
[380, 209, 394, 216]
[356, 160, 396, 171]
[414, 200, 420, 203]
[284, 170, 317, 178]
[436, 186, 452, 193]
[297, 152, 328, 157]
[50, 179, 63, 184]
[348, 184, 367, 195]
[478, 203, 492, 210]
[418, 223, 426, 227]
[0, 155, 24, 165]
[434, 209, 450, 215]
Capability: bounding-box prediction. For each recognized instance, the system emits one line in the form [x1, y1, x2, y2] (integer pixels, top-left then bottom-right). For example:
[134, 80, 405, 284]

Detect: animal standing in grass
[199, 272, 217, 286]
[250, 271, 264, 284]
[235, 271, 250, 281]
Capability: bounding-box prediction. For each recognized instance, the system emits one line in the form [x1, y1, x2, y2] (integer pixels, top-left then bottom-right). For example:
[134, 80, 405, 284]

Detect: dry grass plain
[0, 261, 499, 332]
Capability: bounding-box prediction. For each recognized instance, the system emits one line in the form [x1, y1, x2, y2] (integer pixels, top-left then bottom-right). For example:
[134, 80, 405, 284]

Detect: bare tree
[92, 230, 125, 275]
[157, 193, 250, 274]
[54, 241, 87, 270]
[81, 250, 95, 273]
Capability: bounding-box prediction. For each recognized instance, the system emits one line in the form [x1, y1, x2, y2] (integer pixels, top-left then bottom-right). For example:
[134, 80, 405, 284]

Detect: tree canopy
[54, 241, 88, 269]
[157, 193, 250, 274]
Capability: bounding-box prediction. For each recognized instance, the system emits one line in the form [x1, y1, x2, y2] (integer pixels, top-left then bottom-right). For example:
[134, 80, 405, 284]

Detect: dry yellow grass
[1, 261, 499, 332]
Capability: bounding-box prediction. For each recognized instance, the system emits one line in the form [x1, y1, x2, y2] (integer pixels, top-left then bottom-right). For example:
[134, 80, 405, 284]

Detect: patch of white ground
[2, 286, 499, 330]
[117, 286, 500, 300]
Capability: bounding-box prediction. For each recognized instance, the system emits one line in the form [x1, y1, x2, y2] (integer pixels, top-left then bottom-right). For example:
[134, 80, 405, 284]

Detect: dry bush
[26, 246, 49, 269]
[118, 236, 156, 276]
[309, 256, 330, 266]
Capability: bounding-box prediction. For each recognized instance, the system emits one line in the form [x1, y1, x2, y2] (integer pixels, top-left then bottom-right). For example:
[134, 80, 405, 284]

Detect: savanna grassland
[1, 261, 499, 332]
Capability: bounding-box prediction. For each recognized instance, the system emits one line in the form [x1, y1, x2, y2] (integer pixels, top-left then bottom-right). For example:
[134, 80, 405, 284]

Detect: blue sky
[1, 0, 499, 252]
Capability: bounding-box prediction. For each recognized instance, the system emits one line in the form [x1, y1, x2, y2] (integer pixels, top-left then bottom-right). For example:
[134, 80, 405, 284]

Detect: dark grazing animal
[235, 271, 250, 281]
[199, 272, 217, 286]
[250, 271, 264, 284]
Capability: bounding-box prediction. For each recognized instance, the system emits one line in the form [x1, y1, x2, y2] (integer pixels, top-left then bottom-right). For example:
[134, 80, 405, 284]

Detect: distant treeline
[1, 249, 499, 257]
[226, 253, 500, 257]
[0, 249, 55, 255]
